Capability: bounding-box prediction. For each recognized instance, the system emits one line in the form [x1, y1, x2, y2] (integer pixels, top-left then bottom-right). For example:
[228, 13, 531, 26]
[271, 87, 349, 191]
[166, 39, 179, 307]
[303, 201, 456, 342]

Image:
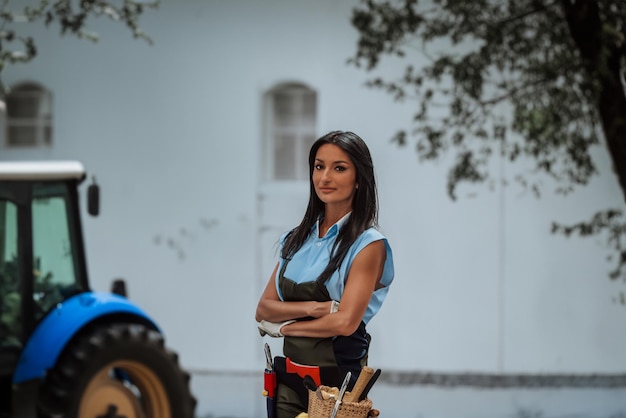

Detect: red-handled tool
[263, 343, 277, 418]
[286, 357, 322, 387]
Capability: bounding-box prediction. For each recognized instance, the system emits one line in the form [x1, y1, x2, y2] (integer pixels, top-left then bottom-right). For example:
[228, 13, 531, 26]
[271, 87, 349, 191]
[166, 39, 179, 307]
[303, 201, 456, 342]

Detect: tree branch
[560, 0, 626, 204]
[492, 0, 560, 28]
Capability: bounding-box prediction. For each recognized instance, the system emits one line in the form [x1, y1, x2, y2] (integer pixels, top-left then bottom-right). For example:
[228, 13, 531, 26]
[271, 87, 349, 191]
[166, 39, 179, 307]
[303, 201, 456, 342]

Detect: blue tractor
[0, 161, 196, 418]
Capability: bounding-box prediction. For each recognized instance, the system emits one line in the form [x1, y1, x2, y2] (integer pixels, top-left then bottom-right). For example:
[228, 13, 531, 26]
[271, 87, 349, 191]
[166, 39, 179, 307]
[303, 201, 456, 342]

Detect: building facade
[1, 1, 625, 416]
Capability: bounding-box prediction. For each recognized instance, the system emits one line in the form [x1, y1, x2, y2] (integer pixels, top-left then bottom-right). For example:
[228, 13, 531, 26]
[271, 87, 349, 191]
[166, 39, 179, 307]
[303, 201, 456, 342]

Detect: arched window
[264, 82, 317, 181]
[5, 82, 53, 147]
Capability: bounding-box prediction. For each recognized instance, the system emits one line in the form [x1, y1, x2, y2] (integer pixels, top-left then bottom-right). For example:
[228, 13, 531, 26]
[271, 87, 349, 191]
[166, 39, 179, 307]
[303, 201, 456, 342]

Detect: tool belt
[274, 356, 344, 403]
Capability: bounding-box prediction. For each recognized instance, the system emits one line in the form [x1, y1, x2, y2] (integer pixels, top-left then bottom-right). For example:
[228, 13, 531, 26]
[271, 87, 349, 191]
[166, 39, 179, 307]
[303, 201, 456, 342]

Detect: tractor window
[31, 183, 79, 319]
[0, 199, 21, 348]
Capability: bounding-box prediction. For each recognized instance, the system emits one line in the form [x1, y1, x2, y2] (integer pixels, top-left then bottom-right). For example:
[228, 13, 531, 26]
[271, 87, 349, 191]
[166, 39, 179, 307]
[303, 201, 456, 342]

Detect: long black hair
[281, 130, 379, 284]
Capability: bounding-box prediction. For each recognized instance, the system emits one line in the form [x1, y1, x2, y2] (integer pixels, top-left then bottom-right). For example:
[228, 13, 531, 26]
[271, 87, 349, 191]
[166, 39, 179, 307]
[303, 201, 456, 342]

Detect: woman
[255, 130, 394, 417]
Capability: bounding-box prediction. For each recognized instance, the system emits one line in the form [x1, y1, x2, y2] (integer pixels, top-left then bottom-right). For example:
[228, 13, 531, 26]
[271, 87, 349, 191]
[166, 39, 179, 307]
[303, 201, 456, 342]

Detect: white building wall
[2, 1, 626, 415]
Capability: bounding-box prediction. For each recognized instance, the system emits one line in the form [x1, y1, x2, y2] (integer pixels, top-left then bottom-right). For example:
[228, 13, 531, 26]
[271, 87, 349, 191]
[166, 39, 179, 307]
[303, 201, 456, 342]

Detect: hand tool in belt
[273, 357, 323, 386]
[262, 343, 277, 418]
[330, 371, 351, 418]
[273, 356, 343, 404]
[343, 366, 374, 403]
[358, 368, 381, 402]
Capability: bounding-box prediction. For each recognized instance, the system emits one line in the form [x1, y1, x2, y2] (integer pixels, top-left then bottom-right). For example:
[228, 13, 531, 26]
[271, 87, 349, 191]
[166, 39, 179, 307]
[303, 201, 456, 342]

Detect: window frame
[4, 81, 53, 148]
[263, 82, 317, 182]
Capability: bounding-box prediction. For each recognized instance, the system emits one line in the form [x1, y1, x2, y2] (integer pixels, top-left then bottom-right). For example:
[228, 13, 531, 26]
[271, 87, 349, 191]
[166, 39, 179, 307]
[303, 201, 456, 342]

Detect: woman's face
[312, 144, 357, 211]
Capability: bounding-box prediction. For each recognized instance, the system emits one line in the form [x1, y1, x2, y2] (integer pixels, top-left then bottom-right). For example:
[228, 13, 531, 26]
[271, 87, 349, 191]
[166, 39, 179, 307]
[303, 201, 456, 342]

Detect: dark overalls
[275, 260, 370, 418]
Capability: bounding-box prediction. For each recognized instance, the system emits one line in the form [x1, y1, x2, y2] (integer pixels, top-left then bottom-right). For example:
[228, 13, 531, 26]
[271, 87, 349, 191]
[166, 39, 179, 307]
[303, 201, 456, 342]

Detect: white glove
[330, 300, 340, 313]
[258, 319, 296, 338]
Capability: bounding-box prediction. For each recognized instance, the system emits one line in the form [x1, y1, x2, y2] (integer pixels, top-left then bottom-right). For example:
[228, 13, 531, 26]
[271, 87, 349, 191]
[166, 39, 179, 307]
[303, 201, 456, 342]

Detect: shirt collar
[314, 212, 352, 238]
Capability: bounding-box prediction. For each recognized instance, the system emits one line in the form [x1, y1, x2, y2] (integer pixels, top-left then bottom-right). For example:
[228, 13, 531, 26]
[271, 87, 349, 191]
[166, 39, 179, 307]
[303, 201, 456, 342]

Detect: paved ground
[189, 371, 626, 418]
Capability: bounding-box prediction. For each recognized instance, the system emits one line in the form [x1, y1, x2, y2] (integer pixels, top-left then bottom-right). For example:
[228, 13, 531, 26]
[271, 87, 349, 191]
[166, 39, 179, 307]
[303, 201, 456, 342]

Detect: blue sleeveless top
[276, 213, 394, 324]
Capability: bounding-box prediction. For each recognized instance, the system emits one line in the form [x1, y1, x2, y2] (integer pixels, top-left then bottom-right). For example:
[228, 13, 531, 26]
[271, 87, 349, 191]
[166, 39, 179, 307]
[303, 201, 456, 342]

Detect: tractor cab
[0, 162, 94, 378]
[0, 161, 195, 418]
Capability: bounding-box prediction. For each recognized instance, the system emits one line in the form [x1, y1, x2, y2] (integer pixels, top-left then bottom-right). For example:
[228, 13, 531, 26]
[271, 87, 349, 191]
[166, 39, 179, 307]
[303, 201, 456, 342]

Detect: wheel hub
[78, 360, 170, 418]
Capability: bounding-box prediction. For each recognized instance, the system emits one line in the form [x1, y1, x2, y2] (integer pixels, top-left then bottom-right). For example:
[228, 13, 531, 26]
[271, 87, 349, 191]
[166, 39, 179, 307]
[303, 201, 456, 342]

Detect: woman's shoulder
[359, 226, 387, 241]
[345, 227, 394, 274]
[352, 227, 390, 252]
[278, 227, 299, 244]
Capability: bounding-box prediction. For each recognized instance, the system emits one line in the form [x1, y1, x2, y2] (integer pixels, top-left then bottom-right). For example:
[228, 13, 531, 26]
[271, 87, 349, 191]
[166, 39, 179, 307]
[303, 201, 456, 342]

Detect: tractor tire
[38, 322, 196, 418]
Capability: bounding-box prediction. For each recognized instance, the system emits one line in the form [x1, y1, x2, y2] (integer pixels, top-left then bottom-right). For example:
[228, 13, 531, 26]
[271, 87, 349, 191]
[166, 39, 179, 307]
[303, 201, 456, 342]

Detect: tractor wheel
[38, 322, 196, 418]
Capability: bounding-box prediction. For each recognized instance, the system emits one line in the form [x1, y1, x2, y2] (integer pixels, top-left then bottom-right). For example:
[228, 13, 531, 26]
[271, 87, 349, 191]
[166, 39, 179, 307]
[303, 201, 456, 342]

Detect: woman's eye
[335, 166, 347, 172]
[314, 164, 323, 170]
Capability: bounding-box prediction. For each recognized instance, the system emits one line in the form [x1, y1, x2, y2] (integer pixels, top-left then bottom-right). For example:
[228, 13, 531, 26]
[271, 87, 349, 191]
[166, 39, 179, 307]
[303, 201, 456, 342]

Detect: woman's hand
[258, 319, 296, 337]
[309, 300, 339, 318]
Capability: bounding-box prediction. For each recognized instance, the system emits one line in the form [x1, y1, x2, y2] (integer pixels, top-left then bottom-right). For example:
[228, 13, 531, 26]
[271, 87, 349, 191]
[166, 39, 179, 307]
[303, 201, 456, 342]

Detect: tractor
[0, 161, 196, 418]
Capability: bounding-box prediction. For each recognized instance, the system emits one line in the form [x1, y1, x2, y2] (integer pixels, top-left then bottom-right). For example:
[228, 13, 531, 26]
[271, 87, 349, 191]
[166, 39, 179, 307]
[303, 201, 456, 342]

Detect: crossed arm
[255, 240, 385, 338]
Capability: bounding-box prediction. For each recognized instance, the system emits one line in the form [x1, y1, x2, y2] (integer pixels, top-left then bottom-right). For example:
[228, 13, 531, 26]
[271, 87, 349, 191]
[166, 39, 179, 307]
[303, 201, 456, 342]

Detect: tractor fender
[13, 291, 160, 384]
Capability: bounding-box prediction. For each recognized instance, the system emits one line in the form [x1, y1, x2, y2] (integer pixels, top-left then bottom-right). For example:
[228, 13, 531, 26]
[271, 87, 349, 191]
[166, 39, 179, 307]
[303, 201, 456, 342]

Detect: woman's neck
[319, 206, 351, 237]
